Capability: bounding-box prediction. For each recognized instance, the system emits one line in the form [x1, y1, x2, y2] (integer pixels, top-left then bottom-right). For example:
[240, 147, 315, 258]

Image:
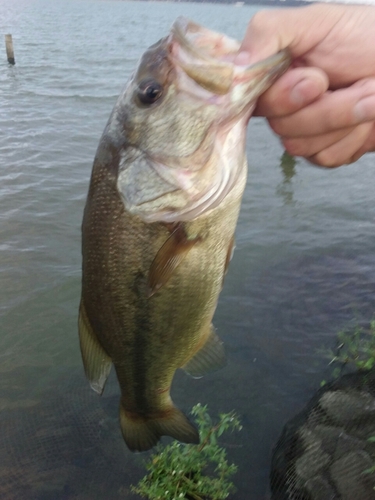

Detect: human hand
[238, 4, 375, 167]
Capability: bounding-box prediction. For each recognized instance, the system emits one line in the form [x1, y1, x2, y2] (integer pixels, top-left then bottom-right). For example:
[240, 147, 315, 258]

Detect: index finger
[254, 67, 329, 118]
[239, 4, 342, 63]
[269, 79, 375, 137]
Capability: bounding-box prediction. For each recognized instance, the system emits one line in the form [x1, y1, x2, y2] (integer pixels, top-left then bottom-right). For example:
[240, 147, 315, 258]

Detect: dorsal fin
[78, 302, 112, 395]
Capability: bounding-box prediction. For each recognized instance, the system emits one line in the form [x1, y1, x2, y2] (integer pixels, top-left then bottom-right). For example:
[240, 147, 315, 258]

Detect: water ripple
[1, 1, 375, 499]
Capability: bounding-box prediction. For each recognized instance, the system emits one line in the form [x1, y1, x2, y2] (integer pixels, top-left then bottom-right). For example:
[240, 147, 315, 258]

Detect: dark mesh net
[0, 369, 142, 500]
[270, 369, 375, 500]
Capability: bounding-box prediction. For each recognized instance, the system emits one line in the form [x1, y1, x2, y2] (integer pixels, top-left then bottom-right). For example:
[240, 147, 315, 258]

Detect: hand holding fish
[238, 3, 375, 167]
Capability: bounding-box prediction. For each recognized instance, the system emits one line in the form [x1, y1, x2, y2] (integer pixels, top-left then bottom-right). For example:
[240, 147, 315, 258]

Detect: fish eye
[136, 79, 163, 105]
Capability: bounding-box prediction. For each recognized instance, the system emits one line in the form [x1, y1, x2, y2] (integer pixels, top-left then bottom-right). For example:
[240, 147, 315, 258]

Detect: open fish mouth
[116, 18, 290, 223]
[170, 16, 290, 105]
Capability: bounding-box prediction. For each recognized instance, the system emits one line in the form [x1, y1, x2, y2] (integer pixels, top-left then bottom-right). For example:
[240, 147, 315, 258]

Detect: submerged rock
[330, 450, 374, 500]
[270, 369, 375, 500]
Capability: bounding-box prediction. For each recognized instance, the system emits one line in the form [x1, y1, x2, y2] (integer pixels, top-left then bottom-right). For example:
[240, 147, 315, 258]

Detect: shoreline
[114, 0, 313, 6]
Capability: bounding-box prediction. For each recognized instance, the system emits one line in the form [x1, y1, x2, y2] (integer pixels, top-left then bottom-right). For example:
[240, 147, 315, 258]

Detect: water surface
[1, 1, 375, 498]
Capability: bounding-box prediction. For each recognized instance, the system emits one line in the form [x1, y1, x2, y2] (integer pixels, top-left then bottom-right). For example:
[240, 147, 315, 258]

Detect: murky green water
[1, 0, 375, 498]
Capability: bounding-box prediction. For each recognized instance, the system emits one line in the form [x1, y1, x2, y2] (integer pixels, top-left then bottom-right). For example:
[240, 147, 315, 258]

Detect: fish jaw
[171, 16, 290, 109]
[115, 19, 290, 224]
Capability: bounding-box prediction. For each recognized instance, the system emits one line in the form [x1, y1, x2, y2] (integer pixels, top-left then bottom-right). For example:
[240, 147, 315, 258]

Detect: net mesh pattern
[0, 371, 140, 500]
[270, 369, 375, 500]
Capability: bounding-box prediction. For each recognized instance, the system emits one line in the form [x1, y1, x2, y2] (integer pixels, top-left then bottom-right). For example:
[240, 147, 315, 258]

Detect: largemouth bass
[79, 18, 290, 452]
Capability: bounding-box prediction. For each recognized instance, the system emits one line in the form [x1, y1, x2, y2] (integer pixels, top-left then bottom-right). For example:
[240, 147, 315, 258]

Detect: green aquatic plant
[321, 319, 375, 380]
[363, 437, 375, 476]
[131, 404, 242, 500]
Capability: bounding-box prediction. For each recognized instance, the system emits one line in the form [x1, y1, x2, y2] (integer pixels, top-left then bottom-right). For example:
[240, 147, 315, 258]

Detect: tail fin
[119, 403, 199, 452]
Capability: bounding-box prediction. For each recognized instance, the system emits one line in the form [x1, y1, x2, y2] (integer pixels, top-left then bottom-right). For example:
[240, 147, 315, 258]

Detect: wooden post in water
[5, 34, 15, 65]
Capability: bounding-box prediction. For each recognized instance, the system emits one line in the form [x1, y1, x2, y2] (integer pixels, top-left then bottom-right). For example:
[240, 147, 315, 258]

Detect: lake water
[1, 0, 375, 499]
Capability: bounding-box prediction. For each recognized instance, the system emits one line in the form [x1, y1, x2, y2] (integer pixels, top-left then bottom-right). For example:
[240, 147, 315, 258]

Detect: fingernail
[354, 96, 375, 122]
[234, 51, 252, 66]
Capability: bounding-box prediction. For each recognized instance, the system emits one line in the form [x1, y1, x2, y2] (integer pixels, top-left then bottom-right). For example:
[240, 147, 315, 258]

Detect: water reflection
[276, 151, 297, 206]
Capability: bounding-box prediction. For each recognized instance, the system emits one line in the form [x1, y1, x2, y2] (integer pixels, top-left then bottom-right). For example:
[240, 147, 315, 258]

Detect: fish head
[113, 18, 290, 222]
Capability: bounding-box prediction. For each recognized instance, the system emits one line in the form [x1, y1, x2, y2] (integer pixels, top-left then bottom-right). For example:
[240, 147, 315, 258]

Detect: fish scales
[79, 17, 290, 452]
[82, 160, 245, 405]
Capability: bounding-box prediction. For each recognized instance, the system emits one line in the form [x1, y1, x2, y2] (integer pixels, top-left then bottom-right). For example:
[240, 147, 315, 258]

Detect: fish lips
[232, 49, 291, 106]
[170, 16, 291, 107]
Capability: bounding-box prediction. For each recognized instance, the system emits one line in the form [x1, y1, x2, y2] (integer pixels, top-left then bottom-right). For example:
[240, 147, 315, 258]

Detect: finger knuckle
[249, 11, 275, 32]
[354, 77, 375, 94]
[313, 150, 342, 168]
[282, 138, 305, 156]
[324, 106, 351, 131]
[268, 118, 284, 135]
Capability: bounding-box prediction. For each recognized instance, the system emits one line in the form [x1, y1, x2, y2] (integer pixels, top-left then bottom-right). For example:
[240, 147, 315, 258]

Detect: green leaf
[131, 405, 241, 499]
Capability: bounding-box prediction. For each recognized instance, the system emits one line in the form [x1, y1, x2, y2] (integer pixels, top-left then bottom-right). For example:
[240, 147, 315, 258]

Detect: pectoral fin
[148, 223, 200, 296]
[224, 236, 235, 276]
[182, 325, 226, 378]
[78, 302, 112, 395]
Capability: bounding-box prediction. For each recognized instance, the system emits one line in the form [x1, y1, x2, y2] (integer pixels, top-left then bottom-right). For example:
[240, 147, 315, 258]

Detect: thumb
[237, 4, 340, 64]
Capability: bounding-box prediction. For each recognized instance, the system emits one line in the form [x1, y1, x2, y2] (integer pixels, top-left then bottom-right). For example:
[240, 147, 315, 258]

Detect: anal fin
[182, 325, 226, 378]
[78, 301, 112, 395]
[148, 223, 201, 296]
